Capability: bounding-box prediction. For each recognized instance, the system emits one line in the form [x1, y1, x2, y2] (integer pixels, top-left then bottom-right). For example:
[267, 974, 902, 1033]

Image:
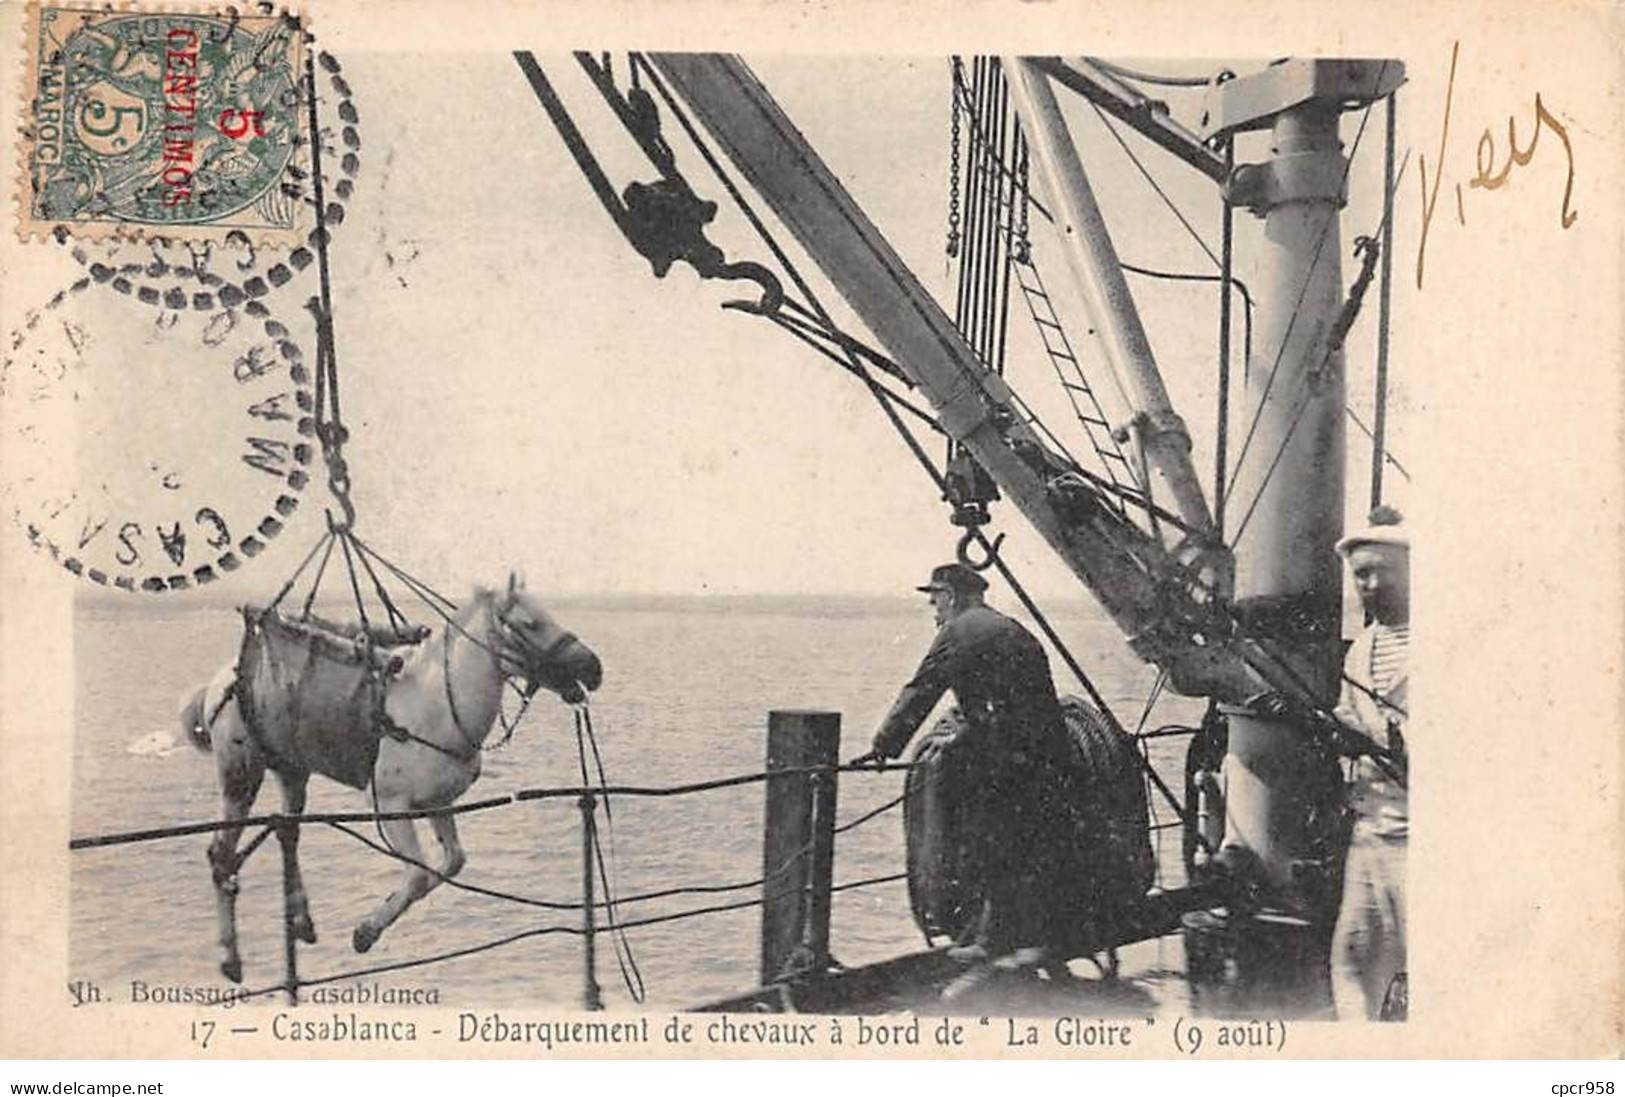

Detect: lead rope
[486, 683, 535, 753]
[574, 705, 646, 1002]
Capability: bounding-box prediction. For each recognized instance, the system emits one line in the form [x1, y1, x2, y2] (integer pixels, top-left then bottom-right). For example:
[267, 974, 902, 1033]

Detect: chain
[1015, 135, 1031, 264]
[319, 424, 354, 528]
[946, 58, 962, 258]
[301, 44, 357, 533]
[482, 683, 534, 753]
[305, 299, 356, 530]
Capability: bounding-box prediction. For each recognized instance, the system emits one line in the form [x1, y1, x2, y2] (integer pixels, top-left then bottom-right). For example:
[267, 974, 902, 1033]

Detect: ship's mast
[1221, 92, 1354, 896]
[1203, 60, 1402, 905]
[1016, 55, 1402, 908]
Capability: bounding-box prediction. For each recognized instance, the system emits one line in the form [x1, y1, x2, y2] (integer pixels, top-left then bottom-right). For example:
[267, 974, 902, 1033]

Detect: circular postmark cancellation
[20, 3, 309, 244]
[1, 292, 313, 591]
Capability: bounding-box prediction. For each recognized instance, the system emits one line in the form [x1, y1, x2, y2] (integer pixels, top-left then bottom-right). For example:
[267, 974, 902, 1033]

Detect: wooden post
[759, 710, 840, 986]
[579, 793, 603, 1011]
[276, 820, 300, 1006]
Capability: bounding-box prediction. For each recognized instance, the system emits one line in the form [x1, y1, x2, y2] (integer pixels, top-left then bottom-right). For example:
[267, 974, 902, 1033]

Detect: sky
[5, 47, 1410, 606]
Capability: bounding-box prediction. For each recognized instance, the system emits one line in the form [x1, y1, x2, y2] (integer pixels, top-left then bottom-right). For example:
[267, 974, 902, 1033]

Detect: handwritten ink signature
[1416, 41, 1579, 289]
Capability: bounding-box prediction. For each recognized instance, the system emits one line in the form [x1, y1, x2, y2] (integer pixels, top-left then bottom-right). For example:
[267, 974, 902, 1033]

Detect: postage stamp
[18, 2, 308, 243]
[44, 46, 364, 313]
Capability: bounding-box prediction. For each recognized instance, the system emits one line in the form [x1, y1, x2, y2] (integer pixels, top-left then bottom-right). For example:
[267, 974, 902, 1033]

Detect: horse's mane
[396, 588, 496, 677]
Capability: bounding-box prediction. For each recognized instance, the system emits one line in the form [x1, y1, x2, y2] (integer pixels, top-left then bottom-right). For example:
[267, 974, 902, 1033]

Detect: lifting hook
[619, 179, 783, 317]
[956, 529, 1005, 572]
[712, 259, 785, 317]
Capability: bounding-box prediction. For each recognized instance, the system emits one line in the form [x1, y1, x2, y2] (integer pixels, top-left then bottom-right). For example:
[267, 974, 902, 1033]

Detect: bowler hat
[915, 563, 988, 595]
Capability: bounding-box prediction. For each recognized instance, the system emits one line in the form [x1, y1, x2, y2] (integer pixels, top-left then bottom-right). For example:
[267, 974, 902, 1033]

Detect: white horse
[183, 573, 602, 983]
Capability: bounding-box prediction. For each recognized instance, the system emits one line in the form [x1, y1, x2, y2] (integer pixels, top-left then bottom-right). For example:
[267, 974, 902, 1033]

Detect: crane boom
[646, 52, 1259, 702]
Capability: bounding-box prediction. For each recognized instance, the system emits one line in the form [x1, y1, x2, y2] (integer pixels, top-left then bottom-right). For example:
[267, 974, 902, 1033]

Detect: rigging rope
[1073, 61, 1405, 544]
[1228, 152, 1410, 543]
[253, 53, 422, 647]
[1088, 100, 1221, 268]
[1216, 135, 1236, 538]
[79, 748, 916, 1008]
[1370, 89, 1399, 510]
[1345, 404, 1411, 482]
[630, 54, 1165, 790]
[1117, 262, 1254, 385]
[1223, 62, 1394, 511]
[632, 54, 993, 470]
[602, 56, 1258, 855]
[575, 706, 646, 1003]
[950, 65, 1053, 224]
[834, 793, 906, 836]
[324, 780, 908, 919]
[267, 527, 335, 613]
[299, 534, 337, 619]
[953, 61, 1256, 513]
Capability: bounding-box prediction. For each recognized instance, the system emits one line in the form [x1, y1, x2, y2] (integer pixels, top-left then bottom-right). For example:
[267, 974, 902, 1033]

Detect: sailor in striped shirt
[1330, 507, 1410, 1021]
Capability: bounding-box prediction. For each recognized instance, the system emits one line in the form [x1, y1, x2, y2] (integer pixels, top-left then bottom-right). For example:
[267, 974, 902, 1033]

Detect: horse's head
[485, 573, 602, 704]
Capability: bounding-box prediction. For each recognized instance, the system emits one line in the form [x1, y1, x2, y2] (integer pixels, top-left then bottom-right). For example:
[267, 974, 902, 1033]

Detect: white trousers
[1331, 823, 1407, 1021]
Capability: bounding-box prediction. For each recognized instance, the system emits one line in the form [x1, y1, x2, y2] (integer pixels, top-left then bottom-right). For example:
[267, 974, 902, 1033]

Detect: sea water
[69, 594, 1197, 1008]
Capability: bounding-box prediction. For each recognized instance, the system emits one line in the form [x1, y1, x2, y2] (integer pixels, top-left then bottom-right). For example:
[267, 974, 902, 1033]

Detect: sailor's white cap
[1336, 505, 1408, 556]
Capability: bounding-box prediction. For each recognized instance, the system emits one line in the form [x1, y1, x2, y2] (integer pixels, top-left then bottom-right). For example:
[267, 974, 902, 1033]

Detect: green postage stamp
[19, 3, 308, 242]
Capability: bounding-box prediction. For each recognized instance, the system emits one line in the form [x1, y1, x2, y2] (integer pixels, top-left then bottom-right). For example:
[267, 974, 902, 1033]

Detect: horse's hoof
[220, 957, 243, 984]
[352, 923, 378, 954]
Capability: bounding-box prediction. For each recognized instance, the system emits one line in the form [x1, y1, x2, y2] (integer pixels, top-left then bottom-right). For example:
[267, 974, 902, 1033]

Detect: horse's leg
[208, 709, 265, 984]
[427, 812, 467, 887]
[352, 797, 434, 954]
[274, 770, 318, 945]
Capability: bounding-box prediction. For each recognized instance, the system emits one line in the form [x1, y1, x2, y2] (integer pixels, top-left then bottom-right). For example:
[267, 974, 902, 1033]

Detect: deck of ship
[699, 884, 1337, 1020]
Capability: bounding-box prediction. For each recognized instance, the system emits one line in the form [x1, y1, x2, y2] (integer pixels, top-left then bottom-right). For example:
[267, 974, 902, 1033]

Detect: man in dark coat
[868, 563, 1074, 964]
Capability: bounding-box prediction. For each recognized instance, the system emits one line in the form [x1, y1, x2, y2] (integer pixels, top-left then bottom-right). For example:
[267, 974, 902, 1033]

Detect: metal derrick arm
[645, 53, 1259, 703]
[1002, 59, 1217, 541]
[1028, 58, 1231, 184]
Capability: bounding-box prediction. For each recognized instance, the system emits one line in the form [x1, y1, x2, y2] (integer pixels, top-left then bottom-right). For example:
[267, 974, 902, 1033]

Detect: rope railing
[74, 705, 1205, 1010]
[323, 783, 906, 913]
[220, 868, 912, 1007]
[71, 752, 919, 1010]
[74, 705, 1197, 1012]
[67, 761, 914, 850]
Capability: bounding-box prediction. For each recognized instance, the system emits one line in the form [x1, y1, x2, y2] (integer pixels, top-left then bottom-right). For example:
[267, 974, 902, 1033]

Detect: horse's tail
[180, 685, 213, 753]
[181, 674, 236, 754]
